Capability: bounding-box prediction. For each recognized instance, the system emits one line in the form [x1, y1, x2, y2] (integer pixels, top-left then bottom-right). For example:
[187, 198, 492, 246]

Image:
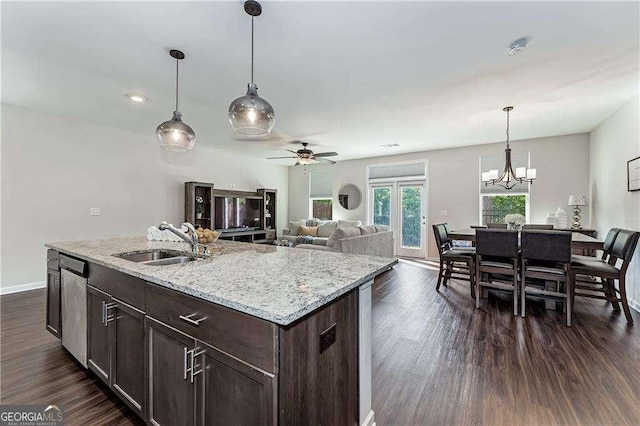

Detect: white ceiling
[2, 1, 639, 164]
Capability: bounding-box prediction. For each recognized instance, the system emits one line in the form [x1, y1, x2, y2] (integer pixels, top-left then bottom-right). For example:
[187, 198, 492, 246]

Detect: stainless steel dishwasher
[60, 254, 88, 368]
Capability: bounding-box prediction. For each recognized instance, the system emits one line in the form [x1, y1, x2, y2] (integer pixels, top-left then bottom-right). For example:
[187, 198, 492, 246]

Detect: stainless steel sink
[144, 256, 197, 266]
[114, 250, 184, 262]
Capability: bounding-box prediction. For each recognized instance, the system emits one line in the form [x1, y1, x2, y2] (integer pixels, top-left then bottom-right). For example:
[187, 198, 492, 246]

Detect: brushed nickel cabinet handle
[105, 302, 117, 324]
[183, 347, 193, 381]
[101, 301, 107, 326]
[179, 313, 206, 326]
[190, 348, 206, 383]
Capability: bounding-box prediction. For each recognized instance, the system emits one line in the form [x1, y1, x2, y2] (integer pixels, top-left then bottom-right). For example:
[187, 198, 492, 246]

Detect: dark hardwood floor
[1, 260, 639, 425]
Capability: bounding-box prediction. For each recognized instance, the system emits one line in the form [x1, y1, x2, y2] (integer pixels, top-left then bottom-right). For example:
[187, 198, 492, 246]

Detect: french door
[369, 181, 426, 258]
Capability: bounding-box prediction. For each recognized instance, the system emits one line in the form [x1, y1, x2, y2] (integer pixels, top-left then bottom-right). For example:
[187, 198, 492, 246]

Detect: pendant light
[481, 106, 537, 190]
[156, 49, 196, 151]
[228, 0, 275, 137]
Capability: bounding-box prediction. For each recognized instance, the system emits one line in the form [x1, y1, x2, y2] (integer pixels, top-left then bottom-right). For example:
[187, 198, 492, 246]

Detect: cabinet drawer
[88, 263, 145, 310]
[145, 283, 277, 374]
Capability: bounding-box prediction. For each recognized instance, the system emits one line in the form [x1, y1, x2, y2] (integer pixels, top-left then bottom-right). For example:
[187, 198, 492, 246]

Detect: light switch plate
[90, 208, 101, 216]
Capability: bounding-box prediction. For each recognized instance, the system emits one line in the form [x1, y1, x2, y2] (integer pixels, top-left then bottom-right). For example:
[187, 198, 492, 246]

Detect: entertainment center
[184, 182, 277, 244]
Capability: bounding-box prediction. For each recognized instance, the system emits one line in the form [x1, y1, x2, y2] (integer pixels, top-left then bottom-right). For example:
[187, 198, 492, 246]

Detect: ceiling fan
[267, 142, 338, 165]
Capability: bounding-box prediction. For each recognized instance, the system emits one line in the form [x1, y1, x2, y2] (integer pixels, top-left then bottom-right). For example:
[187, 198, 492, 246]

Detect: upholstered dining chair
[522, 224, 554, 230]
[475, 229, 519, 315]
[520, 230, 573, 326]
[571, 229, 639, 324]
[432, 223, 475, 298]
[487, 223, 507, 229]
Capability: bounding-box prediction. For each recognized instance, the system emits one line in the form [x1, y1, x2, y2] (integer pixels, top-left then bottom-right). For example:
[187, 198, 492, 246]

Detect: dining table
[448, 228, 604, 252]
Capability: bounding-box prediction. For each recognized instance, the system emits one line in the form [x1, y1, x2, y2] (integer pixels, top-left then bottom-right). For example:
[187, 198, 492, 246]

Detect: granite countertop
[46, 236, 397, 326]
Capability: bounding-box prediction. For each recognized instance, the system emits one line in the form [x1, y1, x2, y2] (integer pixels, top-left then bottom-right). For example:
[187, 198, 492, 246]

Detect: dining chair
[522, 224, 554, 230]
[432, 223, 475, 298]
[475, 229, 519, 315]
[520, 230, 573, 326]
[487, 223, 507, 229]
[570, 229, 639, 324]
[572, 228, 620, 263]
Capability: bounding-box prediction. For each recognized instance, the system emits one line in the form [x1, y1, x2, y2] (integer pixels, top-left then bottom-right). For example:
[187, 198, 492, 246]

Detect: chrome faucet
[158, 222, 209, 257]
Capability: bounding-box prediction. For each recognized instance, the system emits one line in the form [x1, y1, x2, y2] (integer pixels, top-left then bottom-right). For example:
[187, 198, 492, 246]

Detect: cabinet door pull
[101, 301, 107, 326]
[179, 313, 206, 326]
[105, 302, 117, 324]
[183, 347, 193, 381]
[190, 348, 206, 383]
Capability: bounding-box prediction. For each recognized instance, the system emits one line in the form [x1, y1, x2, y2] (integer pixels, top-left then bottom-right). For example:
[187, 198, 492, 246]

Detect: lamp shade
[228, 83, 275, 137]
[568, 195, 586, 206]
[156, 111, 196, 152]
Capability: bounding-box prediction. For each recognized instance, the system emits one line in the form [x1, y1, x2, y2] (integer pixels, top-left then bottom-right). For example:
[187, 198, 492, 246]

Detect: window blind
[309, 171, 334, 198]
[368, 162, 426, 180]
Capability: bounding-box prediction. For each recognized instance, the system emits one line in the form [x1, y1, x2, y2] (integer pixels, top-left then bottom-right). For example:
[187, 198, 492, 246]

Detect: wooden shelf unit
[185, 183, 277, 243]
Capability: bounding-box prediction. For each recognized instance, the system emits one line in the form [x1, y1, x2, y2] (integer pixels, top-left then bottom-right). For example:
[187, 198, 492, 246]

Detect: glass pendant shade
[156, 111, 196, 152]
[229, 83, 275, 137]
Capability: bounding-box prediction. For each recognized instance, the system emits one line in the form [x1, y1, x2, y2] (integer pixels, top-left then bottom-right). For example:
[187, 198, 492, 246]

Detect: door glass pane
[372, 187, 391, 226]
[401, 186, 422, 248]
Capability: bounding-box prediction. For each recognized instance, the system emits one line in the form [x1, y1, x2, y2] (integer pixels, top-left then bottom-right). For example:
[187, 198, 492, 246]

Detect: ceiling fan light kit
[481, 106, 537, 190]
[267, 142, 338, 166]
[156, 49, 196, 152]
[228, 0, 275, 137]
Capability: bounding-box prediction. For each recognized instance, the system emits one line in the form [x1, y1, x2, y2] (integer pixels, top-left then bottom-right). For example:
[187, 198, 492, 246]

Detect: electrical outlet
[319, 324, 337, 353]
[90, 208, 101, 216]
[440, 210, 448, 217]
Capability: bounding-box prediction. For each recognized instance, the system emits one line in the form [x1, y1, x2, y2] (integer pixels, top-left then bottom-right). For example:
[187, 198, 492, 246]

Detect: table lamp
[568, 195, 587, 229]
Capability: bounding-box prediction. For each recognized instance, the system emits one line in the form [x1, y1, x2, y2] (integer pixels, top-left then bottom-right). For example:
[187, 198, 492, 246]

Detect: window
[481, 194, 528, 225]
[312, 199, 333, 220]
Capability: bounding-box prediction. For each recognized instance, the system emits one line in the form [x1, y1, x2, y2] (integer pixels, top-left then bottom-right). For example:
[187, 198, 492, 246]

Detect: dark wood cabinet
[87, 285, 111, 384]
[196, 343, 275, 426]
[87, 284, 146, 418]
[111, 301, 145, 418]
[45, 268, 61, 338]
[146, 317, 197, 426]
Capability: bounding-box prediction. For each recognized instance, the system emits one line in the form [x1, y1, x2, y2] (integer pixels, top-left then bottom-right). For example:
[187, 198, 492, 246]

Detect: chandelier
[481, 106, 536, 190]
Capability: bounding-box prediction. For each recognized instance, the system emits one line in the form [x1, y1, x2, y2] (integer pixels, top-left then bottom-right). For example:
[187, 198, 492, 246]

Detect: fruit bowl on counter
[196, 227, 219, 244]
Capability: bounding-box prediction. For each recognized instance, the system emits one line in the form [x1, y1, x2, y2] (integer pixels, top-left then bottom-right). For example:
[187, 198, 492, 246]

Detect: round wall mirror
[338, 184, 362, 210]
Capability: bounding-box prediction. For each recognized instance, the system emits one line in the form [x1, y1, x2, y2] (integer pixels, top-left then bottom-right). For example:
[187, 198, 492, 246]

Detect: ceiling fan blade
[286, 149, 300, 154]
[294, 161, 302, 166]
[314, 152, 338, 157]
[267, 156, 299, 159]
[313, 157, 336, 164]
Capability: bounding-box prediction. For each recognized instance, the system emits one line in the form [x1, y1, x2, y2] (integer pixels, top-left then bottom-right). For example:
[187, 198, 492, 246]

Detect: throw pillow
[326, 226, 362, 250]
[317, 221, 338, 237]
[299, 225, 319, 237]
[288, 221, 303, 236]
[306, 218, 321, 227]
[359, 225, 377, 235]
[338, 219, 362, 228]
[295, 235, 314, 245]
[375, 225, 389, 232]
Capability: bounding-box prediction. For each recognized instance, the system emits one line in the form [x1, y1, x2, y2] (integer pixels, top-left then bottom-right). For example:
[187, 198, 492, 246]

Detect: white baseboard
[629, 298, 640, 314]
[0, 281, 46, 295]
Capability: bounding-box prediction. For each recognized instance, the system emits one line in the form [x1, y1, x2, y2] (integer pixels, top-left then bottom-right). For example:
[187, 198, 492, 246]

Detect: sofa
[282, 219, 363, 246]
[296, 224, 394, 258]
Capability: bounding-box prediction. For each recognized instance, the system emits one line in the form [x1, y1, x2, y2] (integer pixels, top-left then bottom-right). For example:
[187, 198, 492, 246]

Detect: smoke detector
[508, 38, 528, 56]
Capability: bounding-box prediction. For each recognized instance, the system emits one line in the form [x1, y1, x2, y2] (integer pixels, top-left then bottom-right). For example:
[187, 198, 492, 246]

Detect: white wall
[289, 133, 590, 258]
[0, 103, 289, 291]
[589, 95, 640, 311]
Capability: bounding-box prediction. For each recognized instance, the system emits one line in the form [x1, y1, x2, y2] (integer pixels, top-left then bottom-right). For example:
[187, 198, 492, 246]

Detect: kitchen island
[45, 236, 396, 426]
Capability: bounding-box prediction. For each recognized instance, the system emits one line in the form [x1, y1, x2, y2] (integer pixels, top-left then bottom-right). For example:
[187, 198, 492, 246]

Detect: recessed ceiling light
[127, 94, 146, 103]
[508, 38, 528, 56]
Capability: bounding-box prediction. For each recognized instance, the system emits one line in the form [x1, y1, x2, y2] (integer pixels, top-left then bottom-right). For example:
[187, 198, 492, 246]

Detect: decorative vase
[545, 213, 559, 229]
[555, 207, 569, 229]
[196, 212, 202, 219]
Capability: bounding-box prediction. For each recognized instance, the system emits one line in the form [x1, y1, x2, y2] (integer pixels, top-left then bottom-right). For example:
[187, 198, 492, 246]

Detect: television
[214, 197, 262, 231]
